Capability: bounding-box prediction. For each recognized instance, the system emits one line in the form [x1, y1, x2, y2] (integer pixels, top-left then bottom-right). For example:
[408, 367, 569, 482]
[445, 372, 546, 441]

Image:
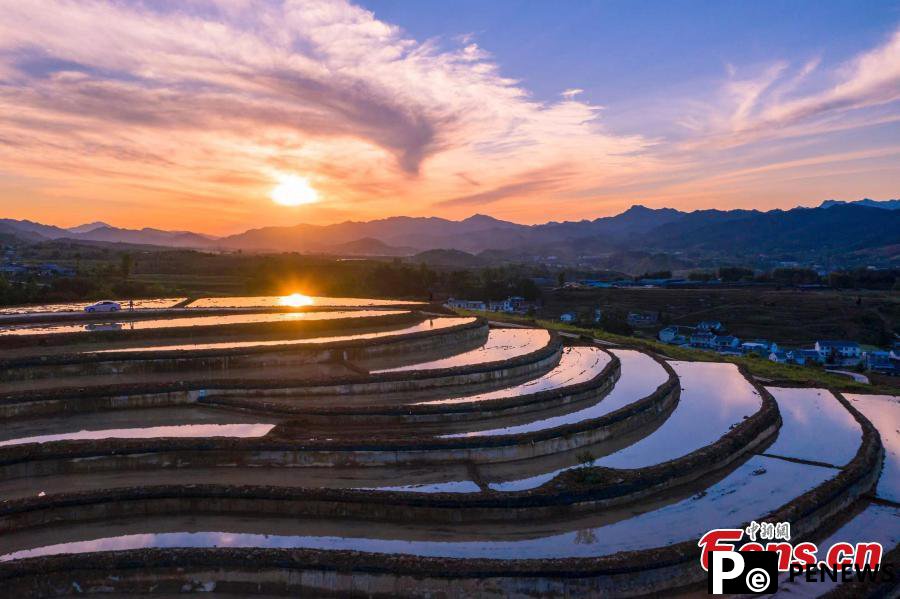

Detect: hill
[3, 199, 898, 267]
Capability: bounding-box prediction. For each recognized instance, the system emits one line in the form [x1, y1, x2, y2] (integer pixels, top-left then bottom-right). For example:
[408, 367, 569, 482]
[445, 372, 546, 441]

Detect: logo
[708, 550, 778, 594]
[699, 522, 893, 595]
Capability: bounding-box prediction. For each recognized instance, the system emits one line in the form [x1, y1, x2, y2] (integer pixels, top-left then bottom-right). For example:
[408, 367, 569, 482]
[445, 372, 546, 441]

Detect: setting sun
[270, 175, 319, 207]
[279, 293, 315, 307]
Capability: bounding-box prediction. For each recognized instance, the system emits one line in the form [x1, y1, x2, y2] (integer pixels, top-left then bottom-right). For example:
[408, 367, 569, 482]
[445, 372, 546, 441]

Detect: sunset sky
[0, 0, 898, 234]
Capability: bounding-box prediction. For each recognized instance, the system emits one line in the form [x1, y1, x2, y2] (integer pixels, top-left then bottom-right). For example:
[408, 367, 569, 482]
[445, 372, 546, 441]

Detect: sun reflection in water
[279, 293, 315, 308]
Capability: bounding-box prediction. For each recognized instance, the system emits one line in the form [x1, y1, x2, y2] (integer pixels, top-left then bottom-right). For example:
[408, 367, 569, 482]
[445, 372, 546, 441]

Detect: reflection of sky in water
[488, 357, 756, 491]
[442, 350, 615, 437]
[846, 394, 900, 503]
[188, 296, 424, 308]
[417, 346, 610, 406]
[0, 424, 275, 447]
[360, 481, 481, 493]
[375, 328, 550, 373]
[0, 457, 831, 562]
[0, 310, 406, 336]
[94, 318, 474, 353]
[765, 387, 861, 466]
[596, 360, 761, 469]
[0, 298, 185, 315]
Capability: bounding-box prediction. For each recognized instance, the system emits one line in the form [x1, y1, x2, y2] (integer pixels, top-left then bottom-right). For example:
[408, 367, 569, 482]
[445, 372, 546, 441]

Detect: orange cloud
[0, 1, 896, 232]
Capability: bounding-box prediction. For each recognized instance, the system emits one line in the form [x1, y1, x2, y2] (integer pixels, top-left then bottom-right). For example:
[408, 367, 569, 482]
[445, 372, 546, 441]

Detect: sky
[0, 0, 898, 234]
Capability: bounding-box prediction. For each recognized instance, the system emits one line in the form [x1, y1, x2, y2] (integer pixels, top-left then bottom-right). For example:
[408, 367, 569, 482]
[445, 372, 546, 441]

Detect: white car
[85, 300, 122, 313]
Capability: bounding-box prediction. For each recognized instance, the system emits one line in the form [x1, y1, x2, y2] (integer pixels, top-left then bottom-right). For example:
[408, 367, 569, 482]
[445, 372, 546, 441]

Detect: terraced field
[0, 299, 895, 597]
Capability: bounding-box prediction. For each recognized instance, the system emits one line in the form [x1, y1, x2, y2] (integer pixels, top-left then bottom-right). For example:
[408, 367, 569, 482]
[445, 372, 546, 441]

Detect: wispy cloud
[683, 28, 900, 149]
[0, 0, 651, 230]
[0, 1, 896, 231]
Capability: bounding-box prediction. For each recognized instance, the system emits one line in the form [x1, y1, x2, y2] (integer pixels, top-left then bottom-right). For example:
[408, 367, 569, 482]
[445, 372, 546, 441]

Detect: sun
[270, 175, 319, 206]
[279, 293, 314, 307]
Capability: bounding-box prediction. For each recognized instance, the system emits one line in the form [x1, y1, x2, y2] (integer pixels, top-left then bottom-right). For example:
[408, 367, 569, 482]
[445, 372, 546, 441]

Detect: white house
[488, 299, 512, 312]
[769, 350, 789, 364]
[445, 298, 486, 311]
[658, 325, 694, 345]
[814, 340, 862, 365]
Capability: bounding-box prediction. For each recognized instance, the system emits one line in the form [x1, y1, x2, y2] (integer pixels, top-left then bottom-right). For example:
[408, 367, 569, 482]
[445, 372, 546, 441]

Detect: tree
[718, 266, 754, 282]
[557, 271, 566, 287]
[120, 253, 134, 279]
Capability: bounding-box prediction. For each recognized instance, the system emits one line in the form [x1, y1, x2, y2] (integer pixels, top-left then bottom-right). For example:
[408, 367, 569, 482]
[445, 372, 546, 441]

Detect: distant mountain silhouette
[820, 198, 900, 210]
[67, 221, 112, 234]
[0, 220, 214, 248]
[2, 199, 898, 264]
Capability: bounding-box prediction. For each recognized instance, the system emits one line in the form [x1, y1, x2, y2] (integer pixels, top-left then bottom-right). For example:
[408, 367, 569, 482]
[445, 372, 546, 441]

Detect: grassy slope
[454, 309, 896, 395]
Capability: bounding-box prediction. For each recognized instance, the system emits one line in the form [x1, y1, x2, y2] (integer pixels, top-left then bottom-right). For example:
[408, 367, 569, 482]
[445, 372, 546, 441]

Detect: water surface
[441, 350, 623, 438]
[188, 296, 423, 308]
[0, 456, 831, 562]
[0, 424, 274, 447]
[416, 346, 610, 406]
[93, 318, 475, 354]
[846, 394, 900, 502]
[0, 310, 406, 336]
[0, 298, 185, 315]
[765, 387, 861, 466]
[487, 357, 758, 491]
[374, 328, 550, 373]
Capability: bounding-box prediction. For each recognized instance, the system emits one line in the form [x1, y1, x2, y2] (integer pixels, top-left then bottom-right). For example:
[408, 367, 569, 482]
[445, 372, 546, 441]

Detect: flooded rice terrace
[0, 295, 895, 597]
[0, 309, 408, 336]
[0, 298, 186, 315]
[186, 295, 425, 308]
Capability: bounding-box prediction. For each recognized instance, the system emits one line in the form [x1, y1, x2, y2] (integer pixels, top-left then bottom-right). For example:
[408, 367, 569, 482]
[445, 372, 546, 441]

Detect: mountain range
[2, 199, 898, 266]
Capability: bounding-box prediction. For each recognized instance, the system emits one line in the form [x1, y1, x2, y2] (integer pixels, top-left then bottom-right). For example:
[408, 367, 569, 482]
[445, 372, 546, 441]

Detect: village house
[445, 298, 486, 311]
[626, 311, 659, 327]
[658, 325, 695, 345]
[740, 340, 776, 356]
[792, 349, 824, 366]
[713, 335, 741, 353]
[769, 350, 789, 364]
[559, 312, 577, 323]
[488, 299, 512, 312]
[865, 351, 898, 375]
[814, 340, 862, 365]
[488, 296, 532, 314]
[697, 320, 723, 333]
[690, 331, 716, 349]
[890, 342, 900, 361]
